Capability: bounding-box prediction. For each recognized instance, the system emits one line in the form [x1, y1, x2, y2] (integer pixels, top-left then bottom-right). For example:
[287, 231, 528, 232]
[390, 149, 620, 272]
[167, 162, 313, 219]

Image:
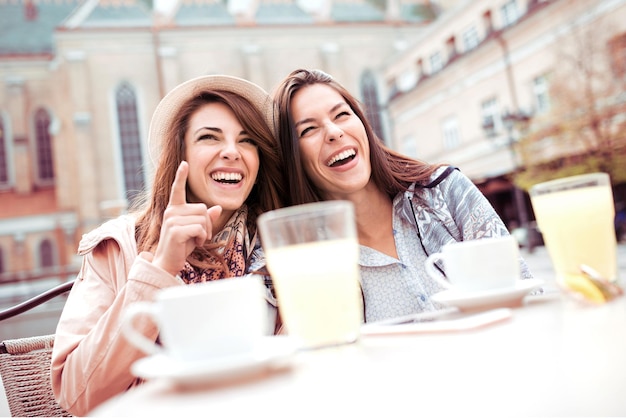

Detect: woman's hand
[152, 161, 222, 276]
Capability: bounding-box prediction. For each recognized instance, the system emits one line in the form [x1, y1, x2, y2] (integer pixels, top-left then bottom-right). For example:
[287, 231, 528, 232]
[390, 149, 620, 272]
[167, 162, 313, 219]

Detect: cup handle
[121, 302, 163, 356]
[424, 253, 452, 289]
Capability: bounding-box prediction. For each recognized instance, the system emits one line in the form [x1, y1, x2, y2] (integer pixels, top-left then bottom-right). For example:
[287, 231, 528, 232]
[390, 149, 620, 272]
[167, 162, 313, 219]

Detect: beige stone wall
[0, 5, 427, 276]
[383, 0, 626, 181]
[5, 0, 623, 276]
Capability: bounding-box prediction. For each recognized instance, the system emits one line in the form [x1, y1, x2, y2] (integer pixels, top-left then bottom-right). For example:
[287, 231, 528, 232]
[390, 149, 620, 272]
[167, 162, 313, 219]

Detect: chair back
[0, 335, 72, 417]
[0, 280, 74, 321]
[0, 280, 74, 416]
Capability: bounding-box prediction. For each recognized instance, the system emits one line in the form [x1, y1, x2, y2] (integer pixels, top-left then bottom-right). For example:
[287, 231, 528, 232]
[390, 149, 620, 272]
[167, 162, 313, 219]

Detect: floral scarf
[178, 206, 254, 283]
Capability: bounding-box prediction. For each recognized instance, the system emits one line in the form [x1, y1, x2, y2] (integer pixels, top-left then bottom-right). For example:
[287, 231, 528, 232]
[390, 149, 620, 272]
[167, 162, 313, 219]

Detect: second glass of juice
[530, 173, 618, 287]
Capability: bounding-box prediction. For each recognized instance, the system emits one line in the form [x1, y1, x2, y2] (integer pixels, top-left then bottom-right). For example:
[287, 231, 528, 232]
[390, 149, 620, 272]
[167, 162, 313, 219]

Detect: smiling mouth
[211, 172, 243, 184]
[327, 149, 356, 167]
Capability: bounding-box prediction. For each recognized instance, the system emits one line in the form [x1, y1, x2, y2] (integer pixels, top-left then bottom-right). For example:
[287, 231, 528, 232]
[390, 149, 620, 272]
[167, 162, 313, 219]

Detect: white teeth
[211, 172, 242, 182]
[327, 149, 356, 166]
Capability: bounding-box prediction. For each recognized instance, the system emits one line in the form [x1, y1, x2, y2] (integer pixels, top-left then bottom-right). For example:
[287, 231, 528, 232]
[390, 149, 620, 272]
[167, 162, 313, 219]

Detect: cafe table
[91, 289, 626, 417]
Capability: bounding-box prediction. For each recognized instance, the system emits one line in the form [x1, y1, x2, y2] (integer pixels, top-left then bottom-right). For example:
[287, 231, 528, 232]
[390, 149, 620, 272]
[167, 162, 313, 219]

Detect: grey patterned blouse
[359, 166, 534, 323]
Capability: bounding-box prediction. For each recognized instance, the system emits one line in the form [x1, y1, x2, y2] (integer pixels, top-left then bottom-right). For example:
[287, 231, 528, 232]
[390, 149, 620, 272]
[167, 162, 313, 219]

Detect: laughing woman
[51, 75, 283, 416]
[272, 68, 533, 323]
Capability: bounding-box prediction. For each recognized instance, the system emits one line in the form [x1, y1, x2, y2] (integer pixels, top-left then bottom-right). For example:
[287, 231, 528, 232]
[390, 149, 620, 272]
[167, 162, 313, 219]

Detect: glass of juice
[257, 201, 362, 349]
[529, 173, 618, 300]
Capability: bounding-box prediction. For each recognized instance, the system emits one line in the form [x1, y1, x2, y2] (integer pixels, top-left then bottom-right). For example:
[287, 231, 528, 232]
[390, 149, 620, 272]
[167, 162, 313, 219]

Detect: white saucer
[131, 336, 296, 388]
[431, 278, 545, 311]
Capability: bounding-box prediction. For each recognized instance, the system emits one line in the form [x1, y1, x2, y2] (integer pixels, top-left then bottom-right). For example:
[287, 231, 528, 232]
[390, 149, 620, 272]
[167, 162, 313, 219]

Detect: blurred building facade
[382, 0, 626, 232]
[0, 0, 442, 282]
[1, 0, 624, 284]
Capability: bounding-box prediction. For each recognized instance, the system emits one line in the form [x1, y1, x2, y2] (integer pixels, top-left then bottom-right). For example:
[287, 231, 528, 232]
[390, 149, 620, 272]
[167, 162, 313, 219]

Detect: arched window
[0, 115, 8, 186]
[360, 70, 386, 143]
[39, 238, 55, 268]
[116, 82, 145, 206]
[35, 108, 55, 183]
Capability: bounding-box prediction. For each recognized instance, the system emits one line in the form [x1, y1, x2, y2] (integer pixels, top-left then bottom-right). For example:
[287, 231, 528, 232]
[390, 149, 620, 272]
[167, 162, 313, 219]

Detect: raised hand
[152, 161, 222, 276]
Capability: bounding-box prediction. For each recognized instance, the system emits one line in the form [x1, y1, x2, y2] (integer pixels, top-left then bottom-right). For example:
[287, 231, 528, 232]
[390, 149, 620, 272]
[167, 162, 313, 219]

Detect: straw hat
[148, 74, 275, 164]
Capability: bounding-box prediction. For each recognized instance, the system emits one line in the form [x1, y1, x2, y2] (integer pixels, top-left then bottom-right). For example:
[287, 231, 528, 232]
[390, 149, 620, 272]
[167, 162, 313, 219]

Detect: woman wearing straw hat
[51, 75, 284, 416]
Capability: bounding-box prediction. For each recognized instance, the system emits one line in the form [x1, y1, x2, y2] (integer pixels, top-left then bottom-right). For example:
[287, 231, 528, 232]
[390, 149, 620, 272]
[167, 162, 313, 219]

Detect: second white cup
[424, 236, 521, 292]
[121, 275, 270, 363]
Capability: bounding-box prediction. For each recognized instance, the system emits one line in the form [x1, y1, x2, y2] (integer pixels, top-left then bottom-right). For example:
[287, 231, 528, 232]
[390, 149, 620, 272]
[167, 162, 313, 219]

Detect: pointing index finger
[169, 161, 189, 206]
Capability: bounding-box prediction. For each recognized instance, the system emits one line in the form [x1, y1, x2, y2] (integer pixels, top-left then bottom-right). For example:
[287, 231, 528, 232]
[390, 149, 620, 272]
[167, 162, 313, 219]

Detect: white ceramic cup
[121, 275, 269, 362]
[424, 236, 521, 292]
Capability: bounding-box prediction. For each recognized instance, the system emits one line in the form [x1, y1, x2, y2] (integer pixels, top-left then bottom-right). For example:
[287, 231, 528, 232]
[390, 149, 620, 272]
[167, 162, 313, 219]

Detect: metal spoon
[579, 264, 624, 300]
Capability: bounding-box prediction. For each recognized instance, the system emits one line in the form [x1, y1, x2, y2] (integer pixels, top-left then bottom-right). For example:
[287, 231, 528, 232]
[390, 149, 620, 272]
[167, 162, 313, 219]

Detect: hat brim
[148, 74, 275, 164]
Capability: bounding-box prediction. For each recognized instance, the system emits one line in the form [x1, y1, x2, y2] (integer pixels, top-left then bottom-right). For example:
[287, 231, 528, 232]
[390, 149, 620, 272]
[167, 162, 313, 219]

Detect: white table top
[92, 292, 626, 417]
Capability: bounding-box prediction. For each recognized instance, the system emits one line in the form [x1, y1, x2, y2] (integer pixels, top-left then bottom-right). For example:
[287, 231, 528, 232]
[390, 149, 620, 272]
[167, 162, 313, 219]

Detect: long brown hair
[134, 90, 283, 272]
[273, 68, 443, 206]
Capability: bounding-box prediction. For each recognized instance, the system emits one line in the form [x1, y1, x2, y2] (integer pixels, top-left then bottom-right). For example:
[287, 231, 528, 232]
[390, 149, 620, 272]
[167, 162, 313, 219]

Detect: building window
[463, 26, 480, 51]
[116, 82, 145, 206]
[39, 238, 55, 268]
[481, 98, 502, 137]
[360, 70, 386, 142]
[430, 51, 443, 73]
[533, 74, 550, 114]
[0, 116, 8, 185]
[501, 0, 520, 27]
[442, 116, 461, 149]
[397, 70, 418, 93]
[34, 108, 54, 183]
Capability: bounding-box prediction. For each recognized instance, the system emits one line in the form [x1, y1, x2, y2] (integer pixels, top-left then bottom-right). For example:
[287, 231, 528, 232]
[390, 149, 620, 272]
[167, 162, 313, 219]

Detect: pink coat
[51, 215, 183, 416]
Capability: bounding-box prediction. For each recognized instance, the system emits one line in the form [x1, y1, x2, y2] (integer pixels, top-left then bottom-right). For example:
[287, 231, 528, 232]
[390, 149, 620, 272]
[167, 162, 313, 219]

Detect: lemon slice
[562, 273, 606, 304]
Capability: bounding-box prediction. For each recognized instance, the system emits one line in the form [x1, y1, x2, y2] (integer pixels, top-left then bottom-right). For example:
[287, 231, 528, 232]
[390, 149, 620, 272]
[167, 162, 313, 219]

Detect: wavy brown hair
[273, 69, 443, 206]
[133, 90, 284, 273]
